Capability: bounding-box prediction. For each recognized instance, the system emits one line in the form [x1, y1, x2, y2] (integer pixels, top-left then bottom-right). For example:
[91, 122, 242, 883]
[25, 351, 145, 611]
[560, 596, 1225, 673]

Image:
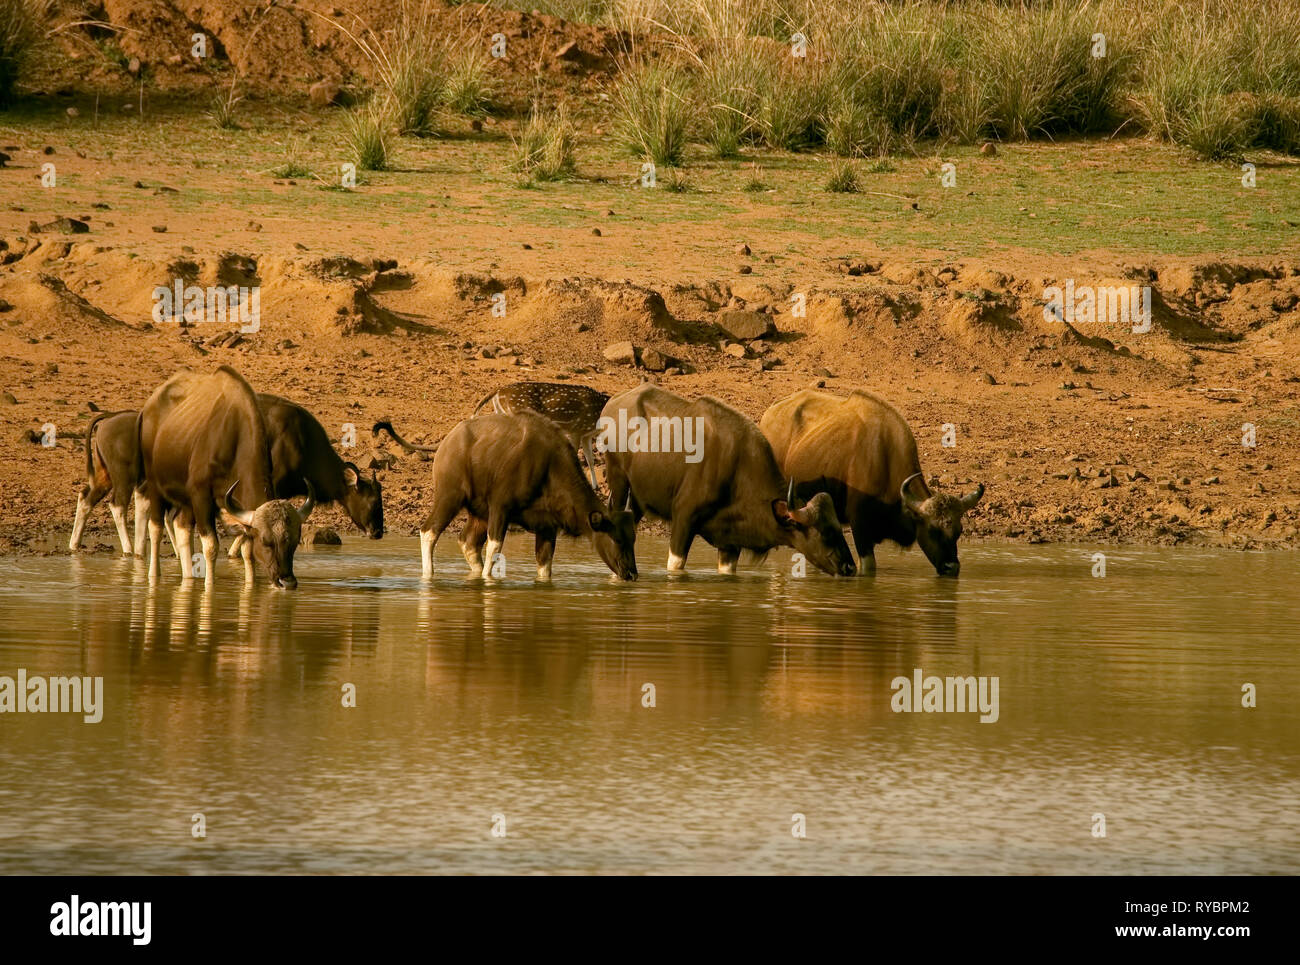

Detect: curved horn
[296, 479, 316, 522]
[958, 482, 985, 511]
[900, 472, 927, 513]
[222, 481, 256, 526]
[787, 478, 794, 503]
[623, 490, 633, 512]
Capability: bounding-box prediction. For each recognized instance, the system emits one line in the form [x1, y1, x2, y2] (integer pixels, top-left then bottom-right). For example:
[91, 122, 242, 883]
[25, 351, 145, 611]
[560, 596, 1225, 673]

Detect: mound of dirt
[47, 1, 630, 105]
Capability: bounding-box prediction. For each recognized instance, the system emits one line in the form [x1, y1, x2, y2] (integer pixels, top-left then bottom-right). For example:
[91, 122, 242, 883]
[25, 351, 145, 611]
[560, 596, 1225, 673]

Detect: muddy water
[0, 537, 1296, 875]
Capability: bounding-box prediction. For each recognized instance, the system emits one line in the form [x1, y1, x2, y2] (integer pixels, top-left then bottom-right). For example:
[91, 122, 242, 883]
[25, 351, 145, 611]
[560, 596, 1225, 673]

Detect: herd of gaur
[68, 366, 985, 588]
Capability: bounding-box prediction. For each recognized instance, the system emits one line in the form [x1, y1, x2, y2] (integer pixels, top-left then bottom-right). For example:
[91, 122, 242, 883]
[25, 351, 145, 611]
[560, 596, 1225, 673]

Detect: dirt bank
[2, 235, 1298, 556]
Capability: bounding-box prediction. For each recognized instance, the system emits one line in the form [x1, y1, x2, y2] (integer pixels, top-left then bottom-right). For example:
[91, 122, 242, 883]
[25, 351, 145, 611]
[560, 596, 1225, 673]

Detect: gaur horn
[959, 482, 985, 511]
[787, 478, 794, 504]
[222, 481, 256, 527]
[624, 490, 633, 512]
[296, 479, 316, 522]
[900, 472, 927, 513]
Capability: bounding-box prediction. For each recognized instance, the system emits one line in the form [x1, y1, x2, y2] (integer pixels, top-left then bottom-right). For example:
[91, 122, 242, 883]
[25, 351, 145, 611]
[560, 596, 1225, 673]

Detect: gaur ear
[342, 462, 360, 487]
[771, 499, 798, 530]
[588, 510, 613, 533]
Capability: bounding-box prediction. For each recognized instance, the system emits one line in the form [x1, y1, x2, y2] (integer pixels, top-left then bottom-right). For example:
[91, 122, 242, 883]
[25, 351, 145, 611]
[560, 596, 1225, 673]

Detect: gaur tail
[372, 420, 440, 454]
[132, 412, 146, 488]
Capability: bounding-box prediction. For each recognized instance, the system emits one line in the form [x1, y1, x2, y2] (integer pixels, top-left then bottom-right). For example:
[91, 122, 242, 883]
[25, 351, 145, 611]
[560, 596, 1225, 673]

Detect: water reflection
[1, 537, 1298, 874]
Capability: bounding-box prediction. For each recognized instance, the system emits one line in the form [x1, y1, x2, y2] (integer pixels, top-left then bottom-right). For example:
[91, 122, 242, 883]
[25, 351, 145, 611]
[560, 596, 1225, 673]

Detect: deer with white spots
[374, 382, 610, 487]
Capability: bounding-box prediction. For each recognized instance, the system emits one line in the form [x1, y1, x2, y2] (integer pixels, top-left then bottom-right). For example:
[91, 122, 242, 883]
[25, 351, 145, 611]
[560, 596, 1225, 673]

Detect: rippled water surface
[0, 537, 1296, 874]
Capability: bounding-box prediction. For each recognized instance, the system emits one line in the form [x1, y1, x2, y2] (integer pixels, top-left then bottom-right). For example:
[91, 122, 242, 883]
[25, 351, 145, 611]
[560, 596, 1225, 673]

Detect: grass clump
[0, 0, 50, 106]
[755, 56, 828, 151]
[443, 44, 495, 117]
[824, 159, 859, 193]
[611, 60, 693, 166]
[328, 1, 497, 138]
[663, 166, 693, 192]
[343, 102, 389, 171]
[510, 104, 578, 182]
[695, 40, 763, 158]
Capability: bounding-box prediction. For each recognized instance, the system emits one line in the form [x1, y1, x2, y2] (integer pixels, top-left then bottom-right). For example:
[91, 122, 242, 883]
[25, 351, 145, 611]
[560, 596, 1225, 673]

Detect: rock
[31, 217, 88, 234]
[151, 225, 167, 233]
[980, 142, 997, 156]
[738, 265, 753, 275]
[44, 362, 58, 375]
[367, 450, 398, 470]
[309, 80, 344, 108]
[591, 227, 602, 236]
[602, 341, 638, 366]
[555, 40, 584, 62]
[723, 342, 747, 358]
[306, 526, 342, 546]
[42, 145, 54, 155]
[128, 57, 141, 75]
[639, 346, 678, 372]
[816, 367, 835, 378]
[663, 367, 682, 377]
[716, 308, 774, 341]
[735, 243, 751, 256]
[1, 392, 17, 405]
[980, 372, 997, 384]
[66, 107, 79, 118]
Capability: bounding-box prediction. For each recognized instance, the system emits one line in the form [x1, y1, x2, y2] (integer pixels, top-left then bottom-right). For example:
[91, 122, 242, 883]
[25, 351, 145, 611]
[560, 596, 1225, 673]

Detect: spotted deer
[375, 382, 611, 488]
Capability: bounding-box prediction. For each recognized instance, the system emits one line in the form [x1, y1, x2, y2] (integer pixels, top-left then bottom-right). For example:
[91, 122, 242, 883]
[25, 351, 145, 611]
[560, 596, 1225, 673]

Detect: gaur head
[223, 479, 315, 590]
[901, 472, 984, 576]
[773, 492, 857, 577]
[587, 504, 638, 581]
[341, 462, 384, 539]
